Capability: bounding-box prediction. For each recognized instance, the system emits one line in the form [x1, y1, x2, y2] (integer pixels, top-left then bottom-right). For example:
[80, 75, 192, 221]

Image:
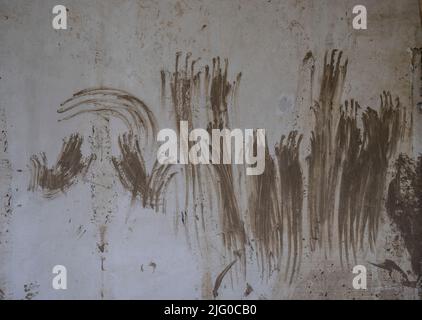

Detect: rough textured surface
[0, 0, 421, 299]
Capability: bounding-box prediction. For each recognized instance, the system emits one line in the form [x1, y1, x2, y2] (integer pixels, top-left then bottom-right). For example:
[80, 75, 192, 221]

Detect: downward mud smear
[275, 131, 304, 282]
[247, 144, 280, 277]
[206, 58, 245, 260]
[162, 53, 245, 260]
[246, 131, 303, 282]
[337, 94, 407, 262]
[164, 52, 205, 232]
[308, 51, 408, 264]
[419, 0, 422, 28]
[386, 154, 422, 277]
[28, 134, 94, 198]
[307, 50, 348, 252]
[211, 161, 245, 261]
[23, 48, 419, 295]
[112, 133, 176, 211]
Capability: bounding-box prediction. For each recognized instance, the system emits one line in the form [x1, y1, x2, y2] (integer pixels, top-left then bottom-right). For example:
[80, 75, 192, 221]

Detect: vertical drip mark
[0, 108, 12, 299]
[88, 119, 117, 299]
[160, 70, 166, 110]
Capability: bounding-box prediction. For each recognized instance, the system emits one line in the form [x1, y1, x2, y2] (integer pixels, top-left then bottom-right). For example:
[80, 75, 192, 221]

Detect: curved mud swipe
[58, 87, 157, 146]
[212, 259, 237, 298]
[28, 134, 94, 198]
[112, 132, 177, 212]
[386, 154, 422, 277]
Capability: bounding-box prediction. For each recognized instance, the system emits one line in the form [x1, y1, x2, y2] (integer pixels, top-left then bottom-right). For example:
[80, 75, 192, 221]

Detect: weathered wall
[0, 0, 421, 299]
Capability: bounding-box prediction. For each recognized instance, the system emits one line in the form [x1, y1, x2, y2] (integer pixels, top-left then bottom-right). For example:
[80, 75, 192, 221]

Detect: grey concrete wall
[0, 0, 421, 299]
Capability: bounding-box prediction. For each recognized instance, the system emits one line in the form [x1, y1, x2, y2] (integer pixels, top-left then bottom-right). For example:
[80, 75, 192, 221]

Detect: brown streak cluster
[307, 50, 348, 251]
[308, 50, 409, 264]
[163, 53, 245, 260]
[276, 131, 303, 282]
[28, 134, 94, 198]
[112, 133, 176, 212]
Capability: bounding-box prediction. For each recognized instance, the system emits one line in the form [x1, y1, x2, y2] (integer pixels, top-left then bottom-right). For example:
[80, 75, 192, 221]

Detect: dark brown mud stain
[211, 160, 246, 262]
[52, 87, 165, 298]
[307, 50, 408, 263]
[76, 224, 86, 239]
[337, 94, 407, 263]
[97, 224, 107, 255]
[207, 57, 241, 129]
[112, 133, 176, 212]
[23, 282, 39, 300]
[212, 259, 237, 298]
[335, 100, 362, 263]
[246, 130, 303, 282]
[247, 143, 280, 277]
[244, 283, 253, 297]
[162, 53, 245, 263]
[160, 70, 166, 109]
[206, 57, 245, 264]
[386, 154, 422, 277]
[275, 131, 304, 283]
[149, 261, 157, 272]
[167, 52, 199, 127]
[58, 87, 157, 145]
[307, 50, 348, 252]
[28, 134, 94, 198]
[419, 0, 422, 29]
[370, 259, 419, 288]
[163, 52, 206, 246]
[58, 87, 174, 211]
[411, 48, 422, 106]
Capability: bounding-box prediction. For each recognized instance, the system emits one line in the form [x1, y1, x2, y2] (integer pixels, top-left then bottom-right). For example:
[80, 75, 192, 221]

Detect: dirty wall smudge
[24, 48, 419, 297]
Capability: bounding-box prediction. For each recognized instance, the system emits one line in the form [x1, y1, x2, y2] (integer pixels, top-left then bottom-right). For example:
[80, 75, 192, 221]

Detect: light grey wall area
[0, 0, 421, 299]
